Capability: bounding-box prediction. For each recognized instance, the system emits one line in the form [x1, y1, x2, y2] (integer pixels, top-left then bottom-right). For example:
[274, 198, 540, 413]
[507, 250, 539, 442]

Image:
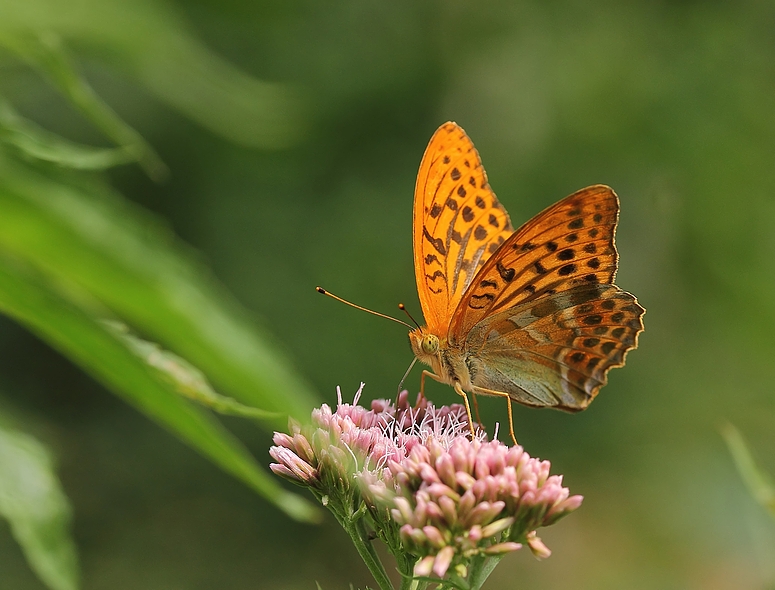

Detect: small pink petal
[433, 546, 456, 577]
[527, 531, 552, 559]
[484, 542, 522, 555]
[481, 517, 514, 538]
[414, 556, 435, 577]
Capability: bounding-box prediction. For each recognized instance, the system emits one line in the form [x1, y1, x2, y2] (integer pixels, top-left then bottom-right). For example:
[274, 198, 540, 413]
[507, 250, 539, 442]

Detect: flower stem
[342, 516, 395, 590]
[467, 555, 503, 590]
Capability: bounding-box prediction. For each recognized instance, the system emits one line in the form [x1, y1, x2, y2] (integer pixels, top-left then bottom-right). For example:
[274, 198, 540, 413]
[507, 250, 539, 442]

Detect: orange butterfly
[406, 122, 644, 444]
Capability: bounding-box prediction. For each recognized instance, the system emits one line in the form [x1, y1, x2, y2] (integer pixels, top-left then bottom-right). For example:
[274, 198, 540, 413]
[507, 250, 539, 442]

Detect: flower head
[270, 385, 583, 585]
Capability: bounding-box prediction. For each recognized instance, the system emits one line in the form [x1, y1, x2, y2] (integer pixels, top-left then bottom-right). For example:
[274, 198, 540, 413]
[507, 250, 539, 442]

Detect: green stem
[341, 516, 395, 590]
[467, 555, 502, 590]
[398, 567, 420, 590]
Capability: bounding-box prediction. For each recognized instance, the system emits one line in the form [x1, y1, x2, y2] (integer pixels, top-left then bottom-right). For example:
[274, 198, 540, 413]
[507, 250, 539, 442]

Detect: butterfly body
[410, 122, 644, 441]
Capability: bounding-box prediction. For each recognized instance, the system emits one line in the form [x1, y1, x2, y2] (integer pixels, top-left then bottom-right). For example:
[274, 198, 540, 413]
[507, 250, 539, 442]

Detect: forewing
[451, 185, 619, 342]
[414, 122, 514, 334]
[466, 284, 644, 409]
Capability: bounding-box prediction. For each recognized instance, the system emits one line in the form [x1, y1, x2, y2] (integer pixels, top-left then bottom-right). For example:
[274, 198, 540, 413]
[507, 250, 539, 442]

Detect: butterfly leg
[452, 382, 476, 440]
[472, 385, 518, 446]
[471, 393, 482, 427]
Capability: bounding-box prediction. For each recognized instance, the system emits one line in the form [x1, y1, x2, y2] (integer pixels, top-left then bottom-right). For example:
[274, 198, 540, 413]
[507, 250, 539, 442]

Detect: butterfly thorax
[408, 327, 473, 389]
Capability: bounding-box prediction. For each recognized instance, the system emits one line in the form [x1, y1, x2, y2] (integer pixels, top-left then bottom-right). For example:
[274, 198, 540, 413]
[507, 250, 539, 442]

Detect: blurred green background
[1, 0, 775, 588]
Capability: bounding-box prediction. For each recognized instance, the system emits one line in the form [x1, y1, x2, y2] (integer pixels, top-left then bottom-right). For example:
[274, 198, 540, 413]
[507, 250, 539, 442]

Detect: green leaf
[0, 98, 135, 170]
[0, 422, 79, 590]
[0, 0, 306, 149]
[721, 423, 775, 517]
[0, 32, 167, 181]
[104, 320, 280, 421]
[0, 153, 319, 425]
[0, 257, 320, 523]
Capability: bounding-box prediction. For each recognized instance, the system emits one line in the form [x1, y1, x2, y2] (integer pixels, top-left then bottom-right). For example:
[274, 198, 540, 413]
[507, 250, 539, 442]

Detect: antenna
[316, 287, 413, 329]
[398, 303, 420, 329]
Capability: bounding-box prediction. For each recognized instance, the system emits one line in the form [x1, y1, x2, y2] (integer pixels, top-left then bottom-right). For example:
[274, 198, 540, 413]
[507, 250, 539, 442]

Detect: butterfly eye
[422, 335, 439, 355]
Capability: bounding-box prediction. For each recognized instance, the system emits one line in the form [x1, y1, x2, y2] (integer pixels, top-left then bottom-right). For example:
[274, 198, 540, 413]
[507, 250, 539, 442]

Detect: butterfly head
[409, 327, 442, 364]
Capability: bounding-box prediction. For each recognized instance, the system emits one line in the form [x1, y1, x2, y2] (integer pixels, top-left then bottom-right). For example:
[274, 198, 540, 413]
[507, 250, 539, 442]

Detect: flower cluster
[270, 385, 582, 588]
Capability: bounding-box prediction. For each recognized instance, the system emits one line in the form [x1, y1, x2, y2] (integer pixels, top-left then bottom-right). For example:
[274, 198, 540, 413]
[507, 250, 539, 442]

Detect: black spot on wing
[423, 227, 446, 255]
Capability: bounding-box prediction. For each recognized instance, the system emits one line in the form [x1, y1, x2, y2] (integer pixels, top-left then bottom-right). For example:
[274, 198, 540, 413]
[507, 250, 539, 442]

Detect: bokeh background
[1, 0, 775, 588]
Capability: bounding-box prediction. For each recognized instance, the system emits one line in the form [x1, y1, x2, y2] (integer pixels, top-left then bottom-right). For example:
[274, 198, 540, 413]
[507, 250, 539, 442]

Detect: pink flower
[270, 385, 582, 584]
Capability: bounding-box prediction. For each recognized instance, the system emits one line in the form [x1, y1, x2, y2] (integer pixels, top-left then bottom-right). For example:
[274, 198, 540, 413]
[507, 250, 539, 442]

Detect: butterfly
[407, 122, 644, 444]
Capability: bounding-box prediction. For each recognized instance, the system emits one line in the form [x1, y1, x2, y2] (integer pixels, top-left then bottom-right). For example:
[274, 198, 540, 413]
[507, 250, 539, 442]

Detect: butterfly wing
[414, 122, 514, 334]
[466, 283, 644, 409]
[451, 185, 620, 340]
[451, 185, 644, 409]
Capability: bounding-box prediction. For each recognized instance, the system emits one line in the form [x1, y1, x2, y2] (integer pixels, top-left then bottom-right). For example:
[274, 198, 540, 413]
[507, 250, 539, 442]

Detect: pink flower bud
[527, 531, 552, 559]
[432, 546, 456, 577]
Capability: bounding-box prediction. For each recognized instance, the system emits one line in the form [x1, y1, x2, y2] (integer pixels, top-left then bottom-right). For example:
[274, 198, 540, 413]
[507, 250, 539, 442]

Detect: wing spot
[568, 218, 584, 230]
[583, 337, 600, 348]
[583, 314, 603, 325]
[480, 279, 498, 289]
[496, 261, 515, 282]
[423, 227, 446, 255]
[450, 168, 461, 181]
[524, 284, 536, 294]
[517, 242, 537, 251]
[558, 263, 577, 276]
[531, 299, 560, 317]
[611, 312, 624, 323]
[601, 342, 616, 355]
[611, 327, 625, 338]
[488, 243, 499, 254]
[566, 233, 578, 242]
[443, 155, 451, 164]
[578, 303, 595, 314]
[593, 213, 603, 222]
[583, 243, 597, 254]
[457, 185, 467, 198]
[424, 254, 439, 265]
[570, 352, 585, 363]
[628, 319, 642, 330]
[451, 230, 463, 244]
[593, 326, 608, 335]
[474, 225, 487, 240]
[464, 159, 471, 168]
[462, 206, 474, 222]
[587, 258, 600, 269]
[588, 228, 599, 238]
[446, 198, 458, 211]
[469, 176, 477, 187]
[557, 248, 575, 261]
[534, 261, 547, 274]
[584, 274, 598, 282]
[601, 300, 615, 310]
[475, 196, 486, 209]
[546, 241, 558, 252]
[469, 293, 495, 309]
[489, 214, 500, 228]
[430, 204, 442, 218]
[586, 357, 600, 370]
[568, 208, 582, 217]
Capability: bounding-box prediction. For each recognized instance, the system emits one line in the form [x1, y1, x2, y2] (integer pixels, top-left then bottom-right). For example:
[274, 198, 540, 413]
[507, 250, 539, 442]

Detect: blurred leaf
[0, 153, 319, 423]
[721, 423, 775, 517]
[0, 257, 320, 523]
[0, 0, 306, 149]
[0, 32, 167, 181]
[104, 320, 280, 421]
[0, 97, 135, 170]
[0, 422, 79, 590]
